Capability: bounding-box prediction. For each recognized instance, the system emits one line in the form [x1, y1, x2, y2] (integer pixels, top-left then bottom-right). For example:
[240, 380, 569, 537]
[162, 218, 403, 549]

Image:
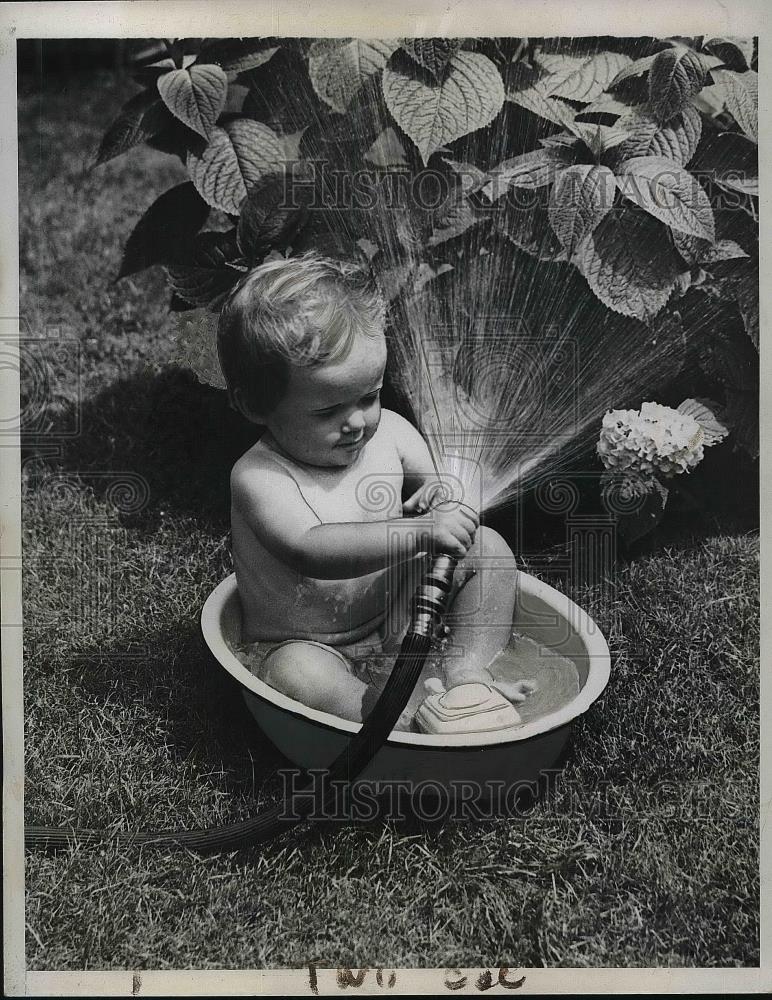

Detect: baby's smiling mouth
[338, 433, 364, 448]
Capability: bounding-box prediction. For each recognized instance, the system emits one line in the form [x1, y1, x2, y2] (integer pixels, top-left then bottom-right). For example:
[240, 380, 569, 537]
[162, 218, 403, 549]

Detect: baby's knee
[260, 641, 349, 703]
[469, 525, 515, 562]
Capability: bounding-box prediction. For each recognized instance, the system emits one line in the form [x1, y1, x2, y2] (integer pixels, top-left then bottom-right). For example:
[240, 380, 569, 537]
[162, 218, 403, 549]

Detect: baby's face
[265, 332, 388, 468]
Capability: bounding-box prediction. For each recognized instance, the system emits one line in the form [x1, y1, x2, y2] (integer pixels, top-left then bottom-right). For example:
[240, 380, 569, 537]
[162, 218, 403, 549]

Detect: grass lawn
[19, 70, 759, 970]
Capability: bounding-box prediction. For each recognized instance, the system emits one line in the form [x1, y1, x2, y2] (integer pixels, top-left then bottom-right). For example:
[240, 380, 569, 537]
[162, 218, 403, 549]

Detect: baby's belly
[238, 563, 394, 645]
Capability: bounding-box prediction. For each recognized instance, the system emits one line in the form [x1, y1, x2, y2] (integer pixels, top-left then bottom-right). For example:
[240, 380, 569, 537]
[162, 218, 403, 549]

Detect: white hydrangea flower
[597, 401, 707, 479]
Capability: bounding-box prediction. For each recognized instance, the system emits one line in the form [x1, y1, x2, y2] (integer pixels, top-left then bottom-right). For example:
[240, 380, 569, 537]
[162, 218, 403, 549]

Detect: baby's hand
[418, 501, 479, 559]
[402, 480, 452, 517]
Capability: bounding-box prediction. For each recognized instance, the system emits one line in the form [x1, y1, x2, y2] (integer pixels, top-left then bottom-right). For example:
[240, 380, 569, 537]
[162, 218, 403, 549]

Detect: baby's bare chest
[297, 440, 404, 524]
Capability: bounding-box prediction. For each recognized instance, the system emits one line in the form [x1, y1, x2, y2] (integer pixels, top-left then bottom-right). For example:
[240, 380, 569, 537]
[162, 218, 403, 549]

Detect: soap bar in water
[414, 682, 522, 735]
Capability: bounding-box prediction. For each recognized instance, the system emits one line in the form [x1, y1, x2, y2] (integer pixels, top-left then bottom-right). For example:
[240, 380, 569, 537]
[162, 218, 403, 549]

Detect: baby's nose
[342, 409, 366, 432]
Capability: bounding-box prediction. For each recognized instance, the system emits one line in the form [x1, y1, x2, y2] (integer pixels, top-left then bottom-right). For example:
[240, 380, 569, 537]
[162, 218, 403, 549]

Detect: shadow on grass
[57, 617, 289, 796]
[26, 366, 260, 531]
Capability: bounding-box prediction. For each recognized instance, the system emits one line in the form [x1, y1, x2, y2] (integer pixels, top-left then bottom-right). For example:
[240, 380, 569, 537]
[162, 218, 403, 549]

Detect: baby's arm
[382, 410, 479, 514]
[231, 456, 478, 580]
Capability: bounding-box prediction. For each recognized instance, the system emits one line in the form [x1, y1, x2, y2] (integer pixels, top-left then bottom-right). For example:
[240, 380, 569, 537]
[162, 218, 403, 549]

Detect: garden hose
[24, 554, 459, 853]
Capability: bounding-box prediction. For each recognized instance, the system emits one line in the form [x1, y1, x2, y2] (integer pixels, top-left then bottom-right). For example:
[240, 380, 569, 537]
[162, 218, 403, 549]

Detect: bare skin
[232, 329, 534, 723]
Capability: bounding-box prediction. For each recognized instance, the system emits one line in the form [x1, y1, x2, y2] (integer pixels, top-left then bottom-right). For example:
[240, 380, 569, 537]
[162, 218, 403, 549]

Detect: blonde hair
[217, 251, 386, 419]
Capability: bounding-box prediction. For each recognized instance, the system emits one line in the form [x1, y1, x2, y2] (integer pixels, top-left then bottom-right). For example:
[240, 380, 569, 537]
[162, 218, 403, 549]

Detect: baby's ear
[232, 387, 265, 424]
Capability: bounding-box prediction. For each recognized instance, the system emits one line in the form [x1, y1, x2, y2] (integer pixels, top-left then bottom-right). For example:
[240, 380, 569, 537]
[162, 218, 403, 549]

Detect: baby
[218, 251, 534, 727]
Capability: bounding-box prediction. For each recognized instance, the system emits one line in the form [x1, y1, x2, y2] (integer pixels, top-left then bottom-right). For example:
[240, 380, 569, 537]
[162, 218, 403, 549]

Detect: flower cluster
[597, 401, 706, 479]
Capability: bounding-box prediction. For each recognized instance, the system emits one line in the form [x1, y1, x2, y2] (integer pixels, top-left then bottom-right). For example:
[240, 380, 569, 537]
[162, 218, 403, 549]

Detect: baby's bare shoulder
[230, 443, 292, 506]
[378, 407, 422, 443]
[378, 408, 430, 464]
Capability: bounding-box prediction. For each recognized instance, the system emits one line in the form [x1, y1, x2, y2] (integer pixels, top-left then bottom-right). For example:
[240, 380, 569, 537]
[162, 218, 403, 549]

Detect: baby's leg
[259, 640, 416, 728]
[442, 527, 536, 703]
[259, 641, 370, 722]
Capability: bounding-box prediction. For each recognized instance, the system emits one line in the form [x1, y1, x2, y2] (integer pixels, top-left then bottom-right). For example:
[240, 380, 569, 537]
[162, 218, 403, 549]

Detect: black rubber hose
[25, 556, 457, 853]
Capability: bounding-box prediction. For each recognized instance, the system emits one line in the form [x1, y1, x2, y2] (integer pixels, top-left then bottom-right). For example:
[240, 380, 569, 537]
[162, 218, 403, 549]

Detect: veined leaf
[677, 398, 729, 445]
[494, 187, 569, 262]
[617, 155, 715, 240]
[710, 68, 758, 141]
[535, 49, 633, 103]
[198, 38, 280, 73]
[506, 80, 576, 127]
[671, 229, 749, 267]
[482, 146, 576, 201]
[690, 129, 758, 198]
[648, 47, 706, 123]
[157, 64, 228, 140]
[187, 120, 286, 215]
[400, 39, 461, 82]
[548, 164, 616, 254]
[384, 51, 504, 165]
[704, 36, 754, 72]
[581, 92, 643, 118]
[236, 168, 311, 261]
[609, 52, 659, 88]
[428, 190, 481, 246]
[734, 268, 759, 349]
[308, 38, 398, 114]
[117, 182, 209, 279]
[615, 103, 702, 166]
[166, 263, 241, 308]
[566, 120, 633, 157]
[96, 88, 173, 164]
[573, 206, 681, 322]
[172, 308, 228, 389]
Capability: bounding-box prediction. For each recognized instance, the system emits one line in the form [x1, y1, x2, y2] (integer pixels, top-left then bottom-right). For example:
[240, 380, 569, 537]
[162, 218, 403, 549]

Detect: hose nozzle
[408, 553, 458, 639]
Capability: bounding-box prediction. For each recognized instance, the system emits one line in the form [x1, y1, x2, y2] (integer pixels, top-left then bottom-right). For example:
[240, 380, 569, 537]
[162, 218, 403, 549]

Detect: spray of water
[284, 50, 684, 514]
[179, 39, 686, 514]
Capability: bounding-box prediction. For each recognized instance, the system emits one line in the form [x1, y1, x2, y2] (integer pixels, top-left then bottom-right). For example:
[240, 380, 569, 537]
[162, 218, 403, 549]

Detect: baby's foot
[490, 678, 538, 704]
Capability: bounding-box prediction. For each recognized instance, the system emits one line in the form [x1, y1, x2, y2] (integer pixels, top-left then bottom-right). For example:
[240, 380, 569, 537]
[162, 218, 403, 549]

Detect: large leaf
[733, 268, 759, 349]
[691, 129, 758, 198]
[710, 68, 758, 141]
[566, 120, 633, 157]
[648, 47, 706, 123]
[236, 167, 311, 261]
[573, 206, 681, 321]
[677, 398, 729, 445]
[704, 36, 755, 72]
[505, 61, 577, 127]
[427, 190, 481, 246]
[157, 64, 228, 140]
[117, 182, 209, 279]
[166, 264, 241, 308]
[384, 51, 504, 165]
[534, 49, 633, 103]
[482, 146, 576, 201]
[96, 88, 174, 164]
[494, 187, 569, 262]
[400, 39, 461, 82]
[609, 52, 659, 88]
[693, 316, 758, 456]
[615, 104, 702, 166]
[617, 155, 715, 240]
[671, 230, 749, 267]
[172, 308, 227, 389]
[614, 476, 669, 546]
[187, 120, 286, 215]
[547, 164, 616, 254]
[198, 38, 280, 73]
[308, 38, 398, 114]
